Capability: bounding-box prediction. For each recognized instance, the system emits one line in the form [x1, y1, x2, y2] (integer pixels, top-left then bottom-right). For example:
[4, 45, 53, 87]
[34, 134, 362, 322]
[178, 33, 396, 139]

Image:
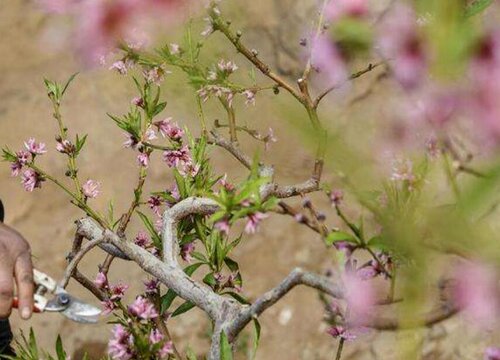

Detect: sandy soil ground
[1, 1, 499, 359]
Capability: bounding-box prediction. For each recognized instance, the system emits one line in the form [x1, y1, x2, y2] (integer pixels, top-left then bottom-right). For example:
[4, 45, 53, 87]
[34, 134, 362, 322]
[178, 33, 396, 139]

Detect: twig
[314, 62, 385, 109]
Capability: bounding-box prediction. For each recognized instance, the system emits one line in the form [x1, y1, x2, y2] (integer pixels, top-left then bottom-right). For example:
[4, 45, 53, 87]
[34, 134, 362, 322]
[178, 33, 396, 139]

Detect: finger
[0, 262, 14, 319]
[14, 252, 34, 320]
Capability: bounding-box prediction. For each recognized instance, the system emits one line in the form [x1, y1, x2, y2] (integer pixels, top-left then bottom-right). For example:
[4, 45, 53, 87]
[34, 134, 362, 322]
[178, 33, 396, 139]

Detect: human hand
[0, 223, 33, 319]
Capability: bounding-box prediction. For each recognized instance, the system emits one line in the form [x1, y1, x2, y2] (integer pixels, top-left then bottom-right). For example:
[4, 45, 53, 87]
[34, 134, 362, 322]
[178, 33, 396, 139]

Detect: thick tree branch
[60, 237, 105, 288]
[76, 217, 233, 322]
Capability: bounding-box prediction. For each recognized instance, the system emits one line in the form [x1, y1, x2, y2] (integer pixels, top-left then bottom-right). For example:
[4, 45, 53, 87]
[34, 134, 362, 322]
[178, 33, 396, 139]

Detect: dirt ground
[0, 0, 499, 359]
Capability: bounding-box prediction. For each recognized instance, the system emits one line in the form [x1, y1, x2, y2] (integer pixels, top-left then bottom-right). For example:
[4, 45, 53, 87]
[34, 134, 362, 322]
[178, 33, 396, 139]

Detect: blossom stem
[29, 164, 107, 227]
[335, 338, 345, 360]
[50, 98, 83, 199]
[209, 10, 306, 106]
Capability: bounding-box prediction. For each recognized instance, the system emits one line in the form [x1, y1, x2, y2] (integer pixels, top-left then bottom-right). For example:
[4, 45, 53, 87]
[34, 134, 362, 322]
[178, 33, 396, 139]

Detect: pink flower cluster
[128, 296, 159, 319]
[154, 118, 184, 141]
[108, 324, 134, 360]
[8, 138, 48, 191]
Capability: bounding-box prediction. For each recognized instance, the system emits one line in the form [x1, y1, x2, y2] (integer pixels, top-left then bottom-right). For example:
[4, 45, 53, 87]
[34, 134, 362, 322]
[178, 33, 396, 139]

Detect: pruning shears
[12, 269, 102, 324]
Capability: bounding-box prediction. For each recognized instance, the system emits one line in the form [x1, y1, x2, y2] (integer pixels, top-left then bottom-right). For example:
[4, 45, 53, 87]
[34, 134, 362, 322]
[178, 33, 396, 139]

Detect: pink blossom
[10, 151, 30, 177]
[343, 272, 376, 325]
[178, 161, 200, 177]
[134, 231, 151, 248]
[164, 123, 184, 141]
[159, 341, 174, 357]
[109, 60, 132, 75]
[378, 4, 427, 89]
[329, 189, 344, 206]
[311, 37, 348, 88]
[21, 169, 44, 192]
[144, 126, 157, 141]
[82, 179, 101, 198]
[244, 212, 269, 234]
[155, 118, 184, 140]
[108, 324, 134, 360]
[75, 0, 138, 65]
[264, 128, 277, 151]
[485, 347, 500, 360]
[162, 145, 191, 168]
[131, 96, 144, 107]
[243, 90, 256, 106]
[144, 66, 169, 85]
[453, 262, 499, 327]
[144, 279, 160, 294]
[356, 262, 380, 280]
[10, 162, 23, 177]
[468, 30, 500, 143]
[148, 195, 163, 216]
[128, 296, 159, 319]
[169, 43, 180, 55]
[110, 283, 129, 301]
[102, 299, 118, 315]
[137, 153, 149, 168]
[219, 174, 235, 192]
[94, 272, 108, 289]
[390, 158, 415, 184]
[333, 241, 356, 257]
[326, 325, 357, 341]
[56, 139, 75, 154]
[24, 138, 47, 155]
[326, 0, 368, 20]
[149, 329, 163, 344]
[217, 59, 238, 74]
[123, 133, 139, 149]
[214, 220, 230, 235]
[180, 242, 195, 262]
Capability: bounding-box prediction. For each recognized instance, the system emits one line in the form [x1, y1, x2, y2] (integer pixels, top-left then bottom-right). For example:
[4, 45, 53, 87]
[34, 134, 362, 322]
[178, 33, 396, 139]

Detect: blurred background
[1, 0, 499, 359]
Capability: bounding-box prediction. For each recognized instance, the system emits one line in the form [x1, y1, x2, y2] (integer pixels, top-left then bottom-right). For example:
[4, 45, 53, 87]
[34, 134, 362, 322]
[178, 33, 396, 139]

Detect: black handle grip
[0, 200, 4, 223]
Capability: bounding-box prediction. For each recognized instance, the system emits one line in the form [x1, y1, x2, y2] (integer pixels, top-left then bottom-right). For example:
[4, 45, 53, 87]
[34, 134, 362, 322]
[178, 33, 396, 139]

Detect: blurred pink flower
[343, 272, 376, 325]
[82, 179, 101, 198]
[10, 150, 31, 177]
[326, 325, 357, 341]
[264, 128, 277, 151]
[24, 138, 47, 155]
[180, 242, 195, 262]
[94, 272, 108, 289]
[148, 329, 163, 345]
[144, 279, 160, 294]
[311, 37, 348, 88]
[56, 139, 75, 154]
[325, 0, 368, 20]
[108, 324, 134, 360]
[128, 296, 159, 319]
[378, 4, 427, 89]
[485, 347, 500, 360]
[243, 90, 256, 106]
[21, 169, 44, 192]
[244, 212, 268, 234]
[110, 283, 129, 301]
[159, 341, 174, 357]
[163, 145, 191, 168]
[134, 231, 151, 248]
[329, 189, 344, 206]
[468, 30, 500, 143]
[148, 195, 163, 216]
[214, 219, 230, 235]
[137, 152, 149, 168]
[453, 262, 499, 327]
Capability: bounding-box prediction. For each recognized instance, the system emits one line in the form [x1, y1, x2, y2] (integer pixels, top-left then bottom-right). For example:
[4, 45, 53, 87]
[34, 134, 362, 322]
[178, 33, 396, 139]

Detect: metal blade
[46, 289, 101, 324]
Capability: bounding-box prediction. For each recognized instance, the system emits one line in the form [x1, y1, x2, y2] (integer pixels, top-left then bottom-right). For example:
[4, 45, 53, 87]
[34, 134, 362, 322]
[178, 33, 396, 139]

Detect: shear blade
[62, 297, 101, 324]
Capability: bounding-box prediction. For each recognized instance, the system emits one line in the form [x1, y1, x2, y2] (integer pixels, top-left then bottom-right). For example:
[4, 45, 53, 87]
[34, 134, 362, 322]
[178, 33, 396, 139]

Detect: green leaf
[325, 231, 356, 246]
[29, 328, 39, 359]
[172, 301, 195, 317]
[136, 211, 162, 248]
[251, 319, 261, 360]
[203, 272, 217, 287]
[220, 331, 233, 360]
[186, 347, 198, 360]
[464, 0, 494, 17]
[224, 257, 239, 272]
[61, 72, 79, 96]
[55, 336, 66, 360]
